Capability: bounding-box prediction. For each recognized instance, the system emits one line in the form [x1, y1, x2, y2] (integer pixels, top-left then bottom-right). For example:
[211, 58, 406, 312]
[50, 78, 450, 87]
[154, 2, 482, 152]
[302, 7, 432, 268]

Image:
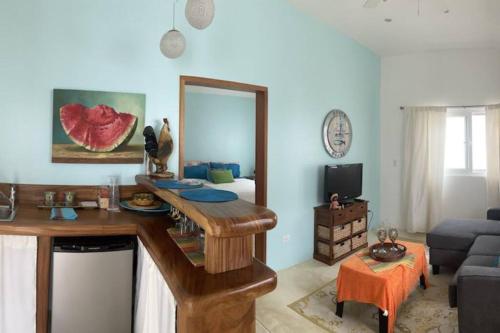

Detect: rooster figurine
[143, 118, 174, 178]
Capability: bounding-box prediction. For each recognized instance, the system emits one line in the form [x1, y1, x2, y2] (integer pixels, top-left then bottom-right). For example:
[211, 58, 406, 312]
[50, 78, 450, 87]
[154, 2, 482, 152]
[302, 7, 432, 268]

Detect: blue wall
[184, 91, 255, 177]
[0, 0, 380, 270]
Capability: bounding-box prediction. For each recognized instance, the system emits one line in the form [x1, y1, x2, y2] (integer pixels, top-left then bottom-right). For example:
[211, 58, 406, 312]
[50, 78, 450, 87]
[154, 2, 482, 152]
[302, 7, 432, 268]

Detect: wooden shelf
[313, 201, 369, 266]
[136, 175, 276, 238]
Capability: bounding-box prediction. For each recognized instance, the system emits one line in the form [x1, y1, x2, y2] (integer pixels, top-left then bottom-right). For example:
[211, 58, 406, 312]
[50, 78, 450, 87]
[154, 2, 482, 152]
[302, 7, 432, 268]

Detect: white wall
[381, 49, 500, 229]
[0, 0, 380, 270]
[184, 92, 256, 177]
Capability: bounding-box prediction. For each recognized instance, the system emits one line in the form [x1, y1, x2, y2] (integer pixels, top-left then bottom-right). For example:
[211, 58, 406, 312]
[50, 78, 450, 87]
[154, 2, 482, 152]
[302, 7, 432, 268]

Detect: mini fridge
[50, 236, 136, 333]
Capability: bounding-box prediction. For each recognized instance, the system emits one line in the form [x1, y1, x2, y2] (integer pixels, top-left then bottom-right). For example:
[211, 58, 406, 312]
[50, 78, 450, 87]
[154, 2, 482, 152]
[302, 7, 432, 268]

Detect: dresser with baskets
[313, 200, 369, 265]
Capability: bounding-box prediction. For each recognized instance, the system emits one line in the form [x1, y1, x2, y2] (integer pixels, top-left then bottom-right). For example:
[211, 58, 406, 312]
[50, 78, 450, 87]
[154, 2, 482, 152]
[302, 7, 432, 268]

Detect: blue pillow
[184, 163, 209, 179]
[225, 163, 240, 178]
[210, 162, 225, 170]
[209, 162, 240, 178]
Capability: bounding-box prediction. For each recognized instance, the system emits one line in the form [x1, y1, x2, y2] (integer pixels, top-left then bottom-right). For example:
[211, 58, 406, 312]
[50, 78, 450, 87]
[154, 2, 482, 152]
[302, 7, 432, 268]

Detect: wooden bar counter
[0, 184, 277, 333]
[136, 175, 277, 274]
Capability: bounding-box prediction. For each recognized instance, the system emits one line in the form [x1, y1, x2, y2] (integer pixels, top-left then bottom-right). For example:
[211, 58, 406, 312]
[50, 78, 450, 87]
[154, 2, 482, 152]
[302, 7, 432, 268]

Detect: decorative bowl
[132, 193, 155, 206]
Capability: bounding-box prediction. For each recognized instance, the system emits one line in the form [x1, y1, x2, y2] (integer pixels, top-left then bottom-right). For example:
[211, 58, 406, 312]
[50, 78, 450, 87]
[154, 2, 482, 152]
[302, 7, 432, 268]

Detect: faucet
[9, 184, 15, 212]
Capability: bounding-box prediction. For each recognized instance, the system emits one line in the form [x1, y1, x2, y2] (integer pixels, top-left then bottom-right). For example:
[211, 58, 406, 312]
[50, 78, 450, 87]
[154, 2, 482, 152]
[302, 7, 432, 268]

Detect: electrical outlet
[282, 234, 290, 243]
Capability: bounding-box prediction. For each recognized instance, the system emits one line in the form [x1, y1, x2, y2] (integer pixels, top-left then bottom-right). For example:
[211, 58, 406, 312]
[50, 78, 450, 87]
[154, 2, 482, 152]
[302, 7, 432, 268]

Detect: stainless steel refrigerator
[50, 236, 135, 333]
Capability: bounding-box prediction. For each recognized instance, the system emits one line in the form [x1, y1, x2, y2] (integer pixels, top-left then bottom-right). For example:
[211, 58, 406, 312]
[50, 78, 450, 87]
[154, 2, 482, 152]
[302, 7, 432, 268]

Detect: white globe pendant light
[160, 29, 185, 59]
[185, 0, 215, 30]
[160, 0, 186, 59]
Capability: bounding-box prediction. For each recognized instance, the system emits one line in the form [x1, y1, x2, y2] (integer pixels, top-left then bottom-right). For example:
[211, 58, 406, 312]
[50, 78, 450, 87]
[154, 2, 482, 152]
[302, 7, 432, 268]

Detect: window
[445, 107, 486, 174]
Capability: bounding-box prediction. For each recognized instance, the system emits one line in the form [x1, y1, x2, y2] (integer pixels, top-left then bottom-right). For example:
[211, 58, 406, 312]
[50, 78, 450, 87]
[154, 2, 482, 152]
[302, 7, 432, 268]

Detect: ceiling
[287, 0, 500, 56]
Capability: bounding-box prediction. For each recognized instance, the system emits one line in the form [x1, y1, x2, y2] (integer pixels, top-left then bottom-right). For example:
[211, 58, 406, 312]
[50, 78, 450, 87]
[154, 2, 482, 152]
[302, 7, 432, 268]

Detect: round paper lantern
[159, 29, 186, 59]
[185, 0, 215, 30]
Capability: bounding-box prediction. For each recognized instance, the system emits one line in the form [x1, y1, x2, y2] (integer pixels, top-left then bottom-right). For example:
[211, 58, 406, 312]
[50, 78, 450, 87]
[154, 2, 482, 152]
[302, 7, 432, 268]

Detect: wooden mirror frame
[178, 76, 269, 262]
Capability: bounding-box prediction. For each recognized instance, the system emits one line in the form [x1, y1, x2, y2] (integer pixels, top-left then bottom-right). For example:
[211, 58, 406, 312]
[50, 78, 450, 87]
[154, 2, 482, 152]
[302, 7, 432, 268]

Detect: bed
[185, 178, 255, 204]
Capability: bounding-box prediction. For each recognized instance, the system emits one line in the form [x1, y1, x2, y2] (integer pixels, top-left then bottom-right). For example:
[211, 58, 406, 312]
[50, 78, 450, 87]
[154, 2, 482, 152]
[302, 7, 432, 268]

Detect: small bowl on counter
[132, 193, 155, 207]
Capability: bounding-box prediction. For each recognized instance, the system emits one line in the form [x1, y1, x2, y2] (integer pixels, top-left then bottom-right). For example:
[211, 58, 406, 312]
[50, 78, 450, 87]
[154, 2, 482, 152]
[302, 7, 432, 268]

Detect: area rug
[288, 271, 458, 333]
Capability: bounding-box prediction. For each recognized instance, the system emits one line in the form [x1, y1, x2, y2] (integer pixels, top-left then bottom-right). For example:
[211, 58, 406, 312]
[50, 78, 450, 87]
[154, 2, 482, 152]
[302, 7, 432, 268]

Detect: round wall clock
[322, 109, 352, 158]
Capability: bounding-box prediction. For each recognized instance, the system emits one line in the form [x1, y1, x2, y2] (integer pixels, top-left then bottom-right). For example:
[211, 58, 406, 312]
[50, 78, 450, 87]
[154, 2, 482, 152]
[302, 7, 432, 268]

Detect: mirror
[183, 86, 256, 203]
[179, 76, 268, 261]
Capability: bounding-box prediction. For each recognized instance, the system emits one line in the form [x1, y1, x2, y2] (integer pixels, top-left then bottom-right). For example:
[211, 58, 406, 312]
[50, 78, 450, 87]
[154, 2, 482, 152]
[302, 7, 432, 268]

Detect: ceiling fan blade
[363, 0, 382, 8]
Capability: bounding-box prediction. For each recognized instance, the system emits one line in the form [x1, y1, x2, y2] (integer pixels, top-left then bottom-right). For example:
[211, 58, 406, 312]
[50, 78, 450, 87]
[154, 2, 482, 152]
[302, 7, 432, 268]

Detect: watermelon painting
[52, 89, 145, 164]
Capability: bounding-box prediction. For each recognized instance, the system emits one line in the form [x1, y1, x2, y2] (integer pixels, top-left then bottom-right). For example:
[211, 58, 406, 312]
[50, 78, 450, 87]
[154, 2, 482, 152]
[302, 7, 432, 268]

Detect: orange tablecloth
[336, 241, 429, 333]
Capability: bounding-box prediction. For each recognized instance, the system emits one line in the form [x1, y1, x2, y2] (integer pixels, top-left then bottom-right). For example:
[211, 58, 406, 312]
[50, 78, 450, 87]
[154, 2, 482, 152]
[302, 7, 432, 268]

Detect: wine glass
[189, 219, 197, 234]
[377, 227, 388, 254]
[171, 208, 182, 231]
[180, 215, 188, 235]
[198, 230, 205, 253]
[388, 227, 399, 252]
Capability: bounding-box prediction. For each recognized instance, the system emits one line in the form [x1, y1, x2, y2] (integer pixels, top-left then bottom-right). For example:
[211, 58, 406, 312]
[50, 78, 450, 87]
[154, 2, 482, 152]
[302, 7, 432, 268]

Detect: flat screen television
[324, 163, 363, 203]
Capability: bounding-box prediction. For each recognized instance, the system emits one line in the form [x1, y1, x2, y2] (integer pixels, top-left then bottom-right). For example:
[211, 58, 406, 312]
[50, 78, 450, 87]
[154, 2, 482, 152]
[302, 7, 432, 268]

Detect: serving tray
[37, 202, 87, 209]
[369, 242, 407, 262]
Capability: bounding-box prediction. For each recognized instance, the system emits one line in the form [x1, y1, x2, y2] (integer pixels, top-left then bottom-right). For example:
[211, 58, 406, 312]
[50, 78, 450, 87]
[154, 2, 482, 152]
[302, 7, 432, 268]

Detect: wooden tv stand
[313, 200, 368, 265]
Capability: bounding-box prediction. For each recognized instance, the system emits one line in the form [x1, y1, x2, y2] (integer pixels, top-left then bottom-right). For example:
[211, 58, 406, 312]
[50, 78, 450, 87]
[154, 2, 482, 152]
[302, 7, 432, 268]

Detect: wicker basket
[317, 225, 330, 240]
[352, 232, 367, 249]
[334, 239, 352, 259]
[317, 242, 330, 257]
[333, 223, 351, 242]
[352, 218, 367, 234]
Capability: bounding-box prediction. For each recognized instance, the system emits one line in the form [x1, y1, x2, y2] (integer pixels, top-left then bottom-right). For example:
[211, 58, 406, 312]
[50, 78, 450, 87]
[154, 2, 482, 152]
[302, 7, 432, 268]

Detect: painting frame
[52, 89, 146, 164]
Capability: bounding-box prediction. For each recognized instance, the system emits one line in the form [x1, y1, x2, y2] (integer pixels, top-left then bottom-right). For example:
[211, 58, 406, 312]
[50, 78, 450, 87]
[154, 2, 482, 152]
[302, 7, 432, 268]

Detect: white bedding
[185, 178, 255, 203]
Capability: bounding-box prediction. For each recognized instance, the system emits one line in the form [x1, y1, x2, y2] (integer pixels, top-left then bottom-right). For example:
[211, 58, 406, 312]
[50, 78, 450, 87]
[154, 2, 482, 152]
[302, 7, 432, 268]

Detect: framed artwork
[52, 89, 146, 164]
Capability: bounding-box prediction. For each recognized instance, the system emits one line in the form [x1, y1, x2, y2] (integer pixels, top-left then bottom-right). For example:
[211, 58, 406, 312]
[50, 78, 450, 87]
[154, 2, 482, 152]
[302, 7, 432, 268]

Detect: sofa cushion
[451, 255, 498, 286]
[468, 235, 500, 256]
[429, 247, 467, 268]
[427, 219, 500, 251]
[449, 255, 499, 307]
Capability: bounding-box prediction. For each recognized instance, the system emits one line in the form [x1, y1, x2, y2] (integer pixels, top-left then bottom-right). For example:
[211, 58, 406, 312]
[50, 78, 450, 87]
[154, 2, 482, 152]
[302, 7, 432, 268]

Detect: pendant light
[185, 0, 215, 30]
[160, 0, 186, 59]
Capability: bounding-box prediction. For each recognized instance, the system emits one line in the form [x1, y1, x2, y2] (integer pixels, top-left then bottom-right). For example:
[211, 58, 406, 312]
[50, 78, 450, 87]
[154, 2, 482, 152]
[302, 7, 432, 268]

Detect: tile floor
[256, 231, 426, 333]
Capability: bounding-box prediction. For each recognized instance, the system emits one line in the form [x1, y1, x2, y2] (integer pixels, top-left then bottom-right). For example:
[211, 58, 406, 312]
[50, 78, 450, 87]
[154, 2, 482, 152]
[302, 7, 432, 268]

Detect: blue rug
[180, 189, 238, 202]
[155, 180, 203, 190]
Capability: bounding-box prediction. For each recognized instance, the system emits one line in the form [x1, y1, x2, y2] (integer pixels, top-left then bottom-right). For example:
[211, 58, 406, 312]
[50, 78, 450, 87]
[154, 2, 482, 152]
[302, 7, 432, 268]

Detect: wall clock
[322, 109, 352, 158]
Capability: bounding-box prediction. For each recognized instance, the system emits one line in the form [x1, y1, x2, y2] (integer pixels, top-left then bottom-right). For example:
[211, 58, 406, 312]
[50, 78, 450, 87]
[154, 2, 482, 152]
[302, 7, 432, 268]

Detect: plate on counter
[119, 200, 170, 213]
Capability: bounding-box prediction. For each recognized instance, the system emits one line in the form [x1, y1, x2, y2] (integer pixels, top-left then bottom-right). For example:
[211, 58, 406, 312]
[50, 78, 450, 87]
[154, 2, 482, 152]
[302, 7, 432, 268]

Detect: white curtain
[135, 239, 176, 333]
[486, 104, 500, 208]
[0, 236, 37, 333]
[402, 107, 447, 232]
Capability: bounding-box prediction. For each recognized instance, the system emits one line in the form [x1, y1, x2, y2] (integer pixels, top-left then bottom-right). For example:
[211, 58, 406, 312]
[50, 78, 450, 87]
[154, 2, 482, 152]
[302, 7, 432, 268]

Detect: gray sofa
[427, 209, 500, 333]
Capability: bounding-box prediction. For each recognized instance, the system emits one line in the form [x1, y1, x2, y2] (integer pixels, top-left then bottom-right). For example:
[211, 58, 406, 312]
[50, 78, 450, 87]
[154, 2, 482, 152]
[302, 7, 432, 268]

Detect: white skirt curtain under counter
[402, 107, 447, 233]
[0, 235, 37, 333]
[135, 239, 176, 333]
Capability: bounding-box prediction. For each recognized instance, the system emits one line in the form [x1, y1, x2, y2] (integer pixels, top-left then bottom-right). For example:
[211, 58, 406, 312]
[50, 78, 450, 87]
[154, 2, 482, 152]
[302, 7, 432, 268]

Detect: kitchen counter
[0, 205, 138, 236]
[0, 203, 276, 333]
